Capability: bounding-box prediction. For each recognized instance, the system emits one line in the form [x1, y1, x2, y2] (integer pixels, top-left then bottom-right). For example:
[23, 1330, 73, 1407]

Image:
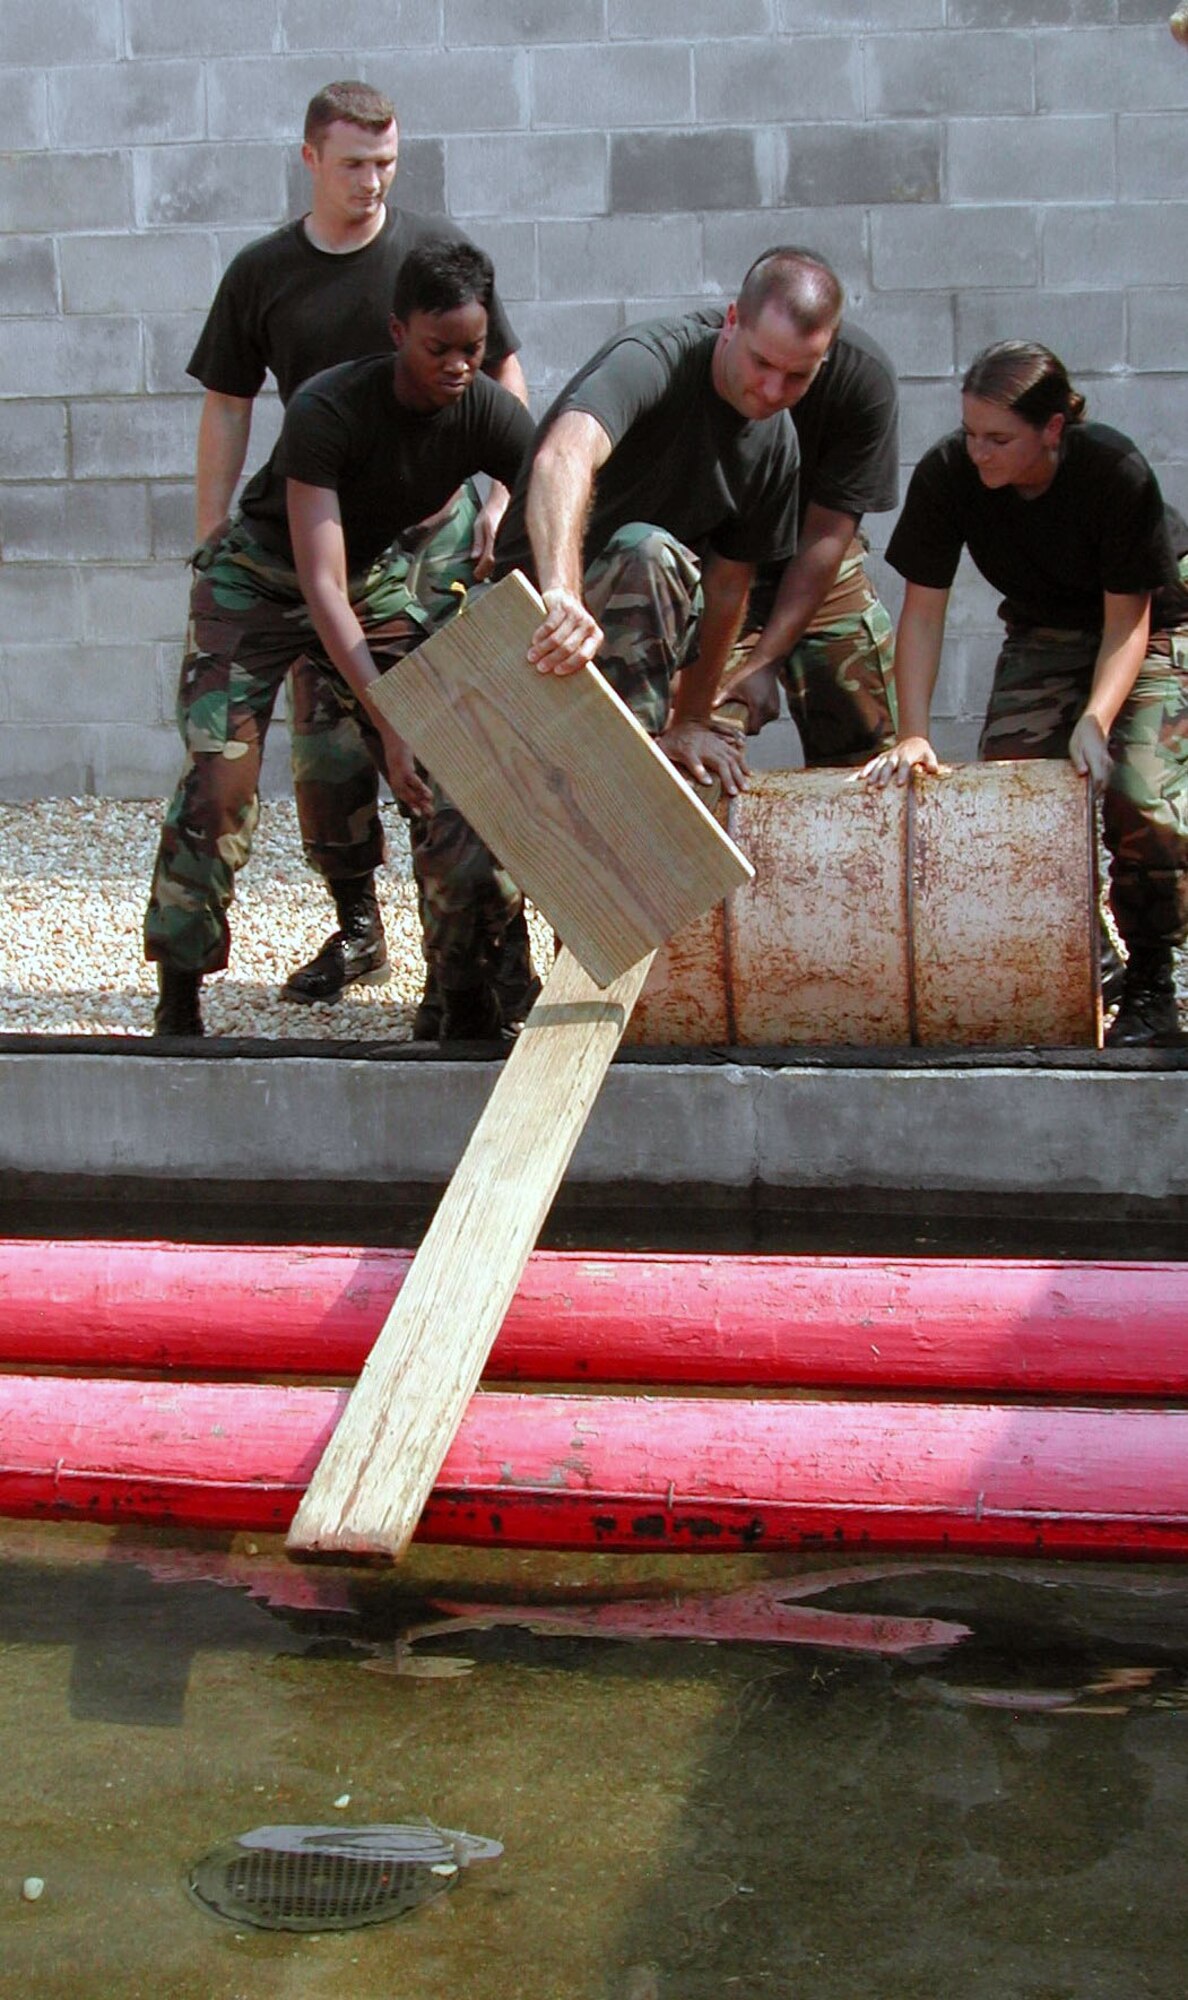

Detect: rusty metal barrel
[625, 760, 1099, 1047]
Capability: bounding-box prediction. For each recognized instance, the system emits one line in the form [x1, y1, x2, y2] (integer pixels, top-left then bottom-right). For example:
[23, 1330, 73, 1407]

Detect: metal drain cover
[188, 1821, 502, 1933]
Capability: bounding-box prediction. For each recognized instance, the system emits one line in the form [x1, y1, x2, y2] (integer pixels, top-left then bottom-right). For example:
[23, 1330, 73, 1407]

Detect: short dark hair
[392, 239, 495, 322]
[736, 246, 844, 335]
[304, 81, 396, 149]
[962, 340, 1087, 428]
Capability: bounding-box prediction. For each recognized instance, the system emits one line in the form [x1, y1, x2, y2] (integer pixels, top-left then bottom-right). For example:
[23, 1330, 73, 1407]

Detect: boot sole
[279, 963, 392, 1006]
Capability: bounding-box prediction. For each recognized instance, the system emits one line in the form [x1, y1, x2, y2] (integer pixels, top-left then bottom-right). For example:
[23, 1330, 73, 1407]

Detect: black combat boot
[492, 908, 542, 1031]
[1099, 931, 1127, 1012]
[439, 980, 504, 1042]
[281, 876, 389, 1004]
[409, 964, 443, 1040]
[1105, 945, 1180, 1046]
[153, 965, 204, 1037]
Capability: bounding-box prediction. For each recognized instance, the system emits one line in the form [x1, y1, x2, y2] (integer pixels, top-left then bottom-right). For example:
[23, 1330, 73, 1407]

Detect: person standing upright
[178, 80, 537, 1030]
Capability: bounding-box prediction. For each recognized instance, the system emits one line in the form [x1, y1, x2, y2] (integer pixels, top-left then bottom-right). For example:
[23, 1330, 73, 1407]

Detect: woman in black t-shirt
[865, 340, 1188, 1045]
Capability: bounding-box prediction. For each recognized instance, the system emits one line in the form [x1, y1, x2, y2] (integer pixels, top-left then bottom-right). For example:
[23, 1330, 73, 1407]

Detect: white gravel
[1, 797, 1181, 1042]
[0, 797, 554, 1040]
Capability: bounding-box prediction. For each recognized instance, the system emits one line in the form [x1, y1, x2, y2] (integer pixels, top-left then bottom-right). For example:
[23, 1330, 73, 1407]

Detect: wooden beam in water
[286, 948, 654, 1559]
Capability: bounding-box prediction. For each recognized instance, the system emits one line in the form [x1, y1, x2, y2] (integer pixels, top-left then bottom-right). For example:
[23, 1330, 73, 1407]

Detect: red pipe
[2, 1239, 1187, 1394]
[2, 1373, 1187, 1556]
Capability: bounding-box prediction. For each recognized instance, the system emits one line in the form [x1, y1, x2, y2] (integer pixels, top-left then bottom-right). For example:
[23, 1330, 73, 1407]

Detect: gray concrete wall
[2, 1049, 1185, 1209]
[1, 0, 1185, 798]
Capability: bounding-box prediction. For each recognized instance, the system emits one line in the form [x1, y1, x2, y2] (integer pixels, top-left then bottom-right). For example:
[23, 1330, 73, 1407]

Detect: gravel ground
[0, 797, 554, 1040]
[1, 796, 1181, 1042]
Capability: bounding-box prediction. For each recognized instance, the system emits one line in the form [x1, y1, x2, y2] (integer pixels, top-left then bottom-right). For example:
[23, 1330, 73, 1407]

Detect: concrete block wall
[1, 0, 1185, 796]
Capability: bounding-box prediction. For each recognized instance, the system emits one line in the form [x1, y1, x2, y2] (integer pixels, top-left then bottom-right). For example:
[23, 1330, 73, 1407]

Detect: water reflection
[2, 1534, 1187, 1997]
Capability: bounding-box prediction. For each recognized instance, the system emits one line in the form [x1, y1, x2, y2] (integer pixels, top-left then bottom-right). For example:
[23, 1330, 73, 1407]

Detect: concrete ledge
[1, 1042, 1185, 1208]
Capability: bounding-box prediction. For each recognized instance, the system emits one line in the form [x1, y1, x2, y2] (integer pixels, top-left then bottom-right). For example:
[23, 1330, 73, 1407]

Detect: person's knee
[596, 525, 697, 608]
[172, 752, 258, 856]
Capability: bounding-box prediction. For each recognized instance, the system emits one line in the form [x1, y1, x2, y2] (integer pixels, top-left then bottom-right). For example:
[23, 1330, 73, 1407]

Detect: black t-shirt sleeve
[812, 351, 899, 520]
[482, 284, 518, 371]
[275, 380, 353, 492]
[885, 447, 966, 589]
[1097, 449, 1177, 596]
[555, 336, 677, 448]
[476, 381, 535, 490]
[186, 250, 269, 399]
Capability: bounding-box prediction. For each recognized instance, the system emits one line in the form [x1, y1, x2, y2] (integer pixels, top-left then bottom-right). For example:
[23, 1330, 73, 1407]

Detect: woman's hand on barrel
[1068, 712, 1112, 789]
[861, 736, 942, 788]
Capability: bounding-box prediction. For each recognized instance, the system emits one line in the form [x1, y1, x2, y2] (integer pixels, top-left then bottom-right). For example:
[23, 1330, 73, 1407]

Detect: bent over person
[495, 247, 845, 794]
[865, 340, 1188, 1046]
[710, 294, 900, 766]
[183, 78, 536, 1027]
[145, 242, 533, 1036]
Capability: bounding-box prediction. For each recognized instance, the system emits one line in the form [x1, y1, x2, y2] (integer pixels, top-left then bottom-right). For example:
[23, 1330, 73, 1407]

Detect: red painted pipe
[2, 1239, 1187, 1395]
[2, 1374, 1188, 1556]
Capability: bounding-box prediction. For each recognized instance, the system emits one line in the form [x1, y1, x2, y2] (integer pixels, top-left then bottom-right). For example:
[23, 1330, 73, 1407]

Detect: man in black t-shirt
[184, 79, 536, 1024]
[146, 242, 534, 1037]
[712, 312, 901, 767]
[496, 248, 859, 795]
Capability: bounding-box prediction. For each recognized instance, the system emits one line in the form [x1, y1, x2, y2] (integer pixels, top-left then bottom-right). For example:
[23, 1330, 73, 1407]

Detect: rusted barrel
[625, 760, 1098, 1047]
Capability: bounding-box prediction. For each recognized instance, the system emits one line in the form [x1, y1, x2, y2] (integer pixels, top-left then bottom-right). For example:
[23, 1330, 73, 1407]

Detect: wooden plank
[285, 945, 655, 1559]
[366, 569, 753, 987]
[9, 1243, 1188, 1397]
[8, 1374, 1188, 1557]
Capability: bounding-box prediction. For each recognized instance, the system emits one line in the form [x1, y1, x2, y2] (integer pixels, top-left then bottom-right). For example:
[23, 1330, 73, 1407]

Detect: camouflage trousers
[729, 538, 898, 764]
[583, 523, 704, 734]
[287, 481, 522, 994]
[144, 512, 519, 981]
[979, 602, 1188, 953]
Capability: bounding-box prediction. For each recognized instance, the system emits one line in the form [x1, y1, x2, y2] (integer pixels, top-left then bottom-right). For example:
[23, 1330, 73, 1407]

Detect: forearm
[525, 413, 609, 598]
[1084, 595, 1150, 736]
[862, 582, 949, 786]
[740, 507, 857, 676]
[195, 392, 253, 540]
[670, 556, 754, 726]
[301, 580, 381, 708]
[893, 587, 948, 741]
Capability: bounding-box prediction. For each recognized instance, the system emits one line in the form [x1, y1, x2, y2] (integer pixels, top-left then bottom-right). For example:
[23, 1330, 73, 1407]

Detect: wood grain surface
[285, 944, 655, 1558]
[366, 569, 753, 987]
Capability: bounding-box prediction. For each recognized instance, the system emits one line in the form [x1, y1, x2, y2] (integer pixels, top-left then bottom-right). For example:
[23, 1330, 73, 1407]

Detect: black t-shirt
[887, 422, 1188, 632]
[239, 358, 534, 573]
[187, 207, 519, 405]
[695, 311, 899, 529]
[494, 312, 801, 579]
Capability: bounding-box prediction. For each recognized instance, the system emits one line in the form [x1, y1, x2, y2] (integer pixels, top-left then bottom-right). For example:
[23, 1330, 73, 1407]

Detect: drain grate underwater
[188, 1821, 503, 1933]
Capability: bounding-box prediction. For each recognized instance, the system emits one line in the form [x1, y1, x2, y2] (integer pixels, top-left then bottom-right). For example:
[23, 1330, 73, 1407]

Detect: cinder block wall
[0, 0, 1184, 798]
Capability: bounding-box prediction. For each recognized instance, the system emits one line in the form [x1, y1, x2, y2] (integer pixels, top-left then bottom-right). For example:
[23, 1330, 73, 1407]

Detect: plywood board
[366, 569, 753, 987]
[286, 944, 655, 1559]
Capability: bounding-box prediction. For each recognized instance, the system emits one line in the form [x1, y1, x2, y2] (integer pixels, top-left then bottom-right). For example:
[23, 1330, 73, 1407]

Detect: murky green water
[4, 1197, 1188, 1995]
[3, 1527, 1187, 2000]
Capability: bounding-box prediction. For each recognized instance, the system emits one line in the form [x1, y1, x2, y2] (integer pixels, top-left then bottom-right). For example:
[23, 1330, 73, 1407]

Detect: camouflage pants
[979, 604, 1188, 953]
[288, 482, 522, 994]
[732, 538, 898, 765]
[583, 523, 704, 734]
[288, 481, 480, 879]
[145, 514, 516, 980]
